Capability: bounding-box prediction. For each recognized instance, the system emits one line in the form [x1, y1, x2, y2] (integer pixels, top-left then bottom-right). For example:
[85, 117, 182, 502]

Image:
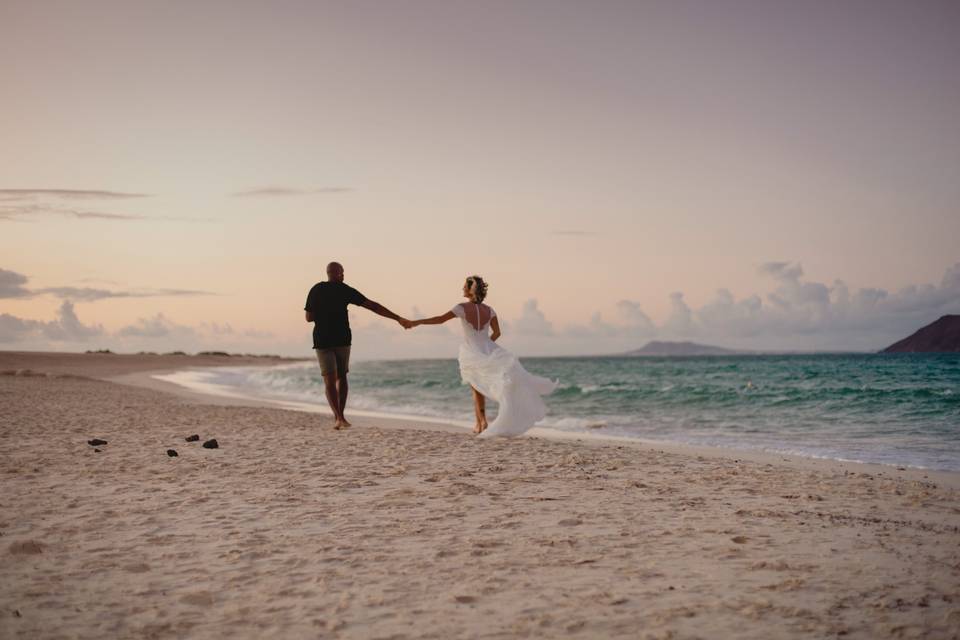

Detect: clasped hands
[397, 318, 418, 330]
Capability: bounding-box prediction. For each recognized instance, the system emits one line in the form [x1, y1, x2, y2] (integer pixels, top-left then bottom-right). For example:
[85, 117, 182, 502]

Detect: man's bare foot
[339, 417, 352, 428]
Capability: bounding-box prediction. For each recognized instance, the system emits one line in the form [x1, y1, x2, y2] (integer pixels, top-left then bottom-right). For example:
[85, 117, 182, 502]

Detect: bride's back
[454, 302, 494, 331]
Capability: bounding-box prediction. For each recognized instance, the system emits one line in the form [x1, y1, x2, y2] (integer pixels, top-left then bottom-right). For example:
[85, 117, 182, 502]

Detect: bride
[407, 276, 557, 437]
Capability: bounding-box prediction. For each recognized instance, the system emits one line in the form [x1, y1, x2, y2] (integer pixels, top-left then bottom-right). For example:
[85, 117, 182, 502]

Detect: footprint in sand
[8, 540, 45, 555]
[123, 563, 151, 573]
[180, 592, 214, 606]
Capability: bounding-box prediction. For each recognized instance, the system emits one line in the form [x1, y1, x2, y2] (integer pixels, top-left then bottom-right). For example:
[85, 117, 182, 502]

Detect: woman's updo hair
[466, 275, 489, 303]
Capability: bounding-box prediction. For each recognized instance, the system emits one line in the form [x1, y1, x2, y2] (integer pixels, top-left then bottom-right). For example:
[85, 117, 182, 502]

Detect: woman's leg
[471, 386, 487, 433]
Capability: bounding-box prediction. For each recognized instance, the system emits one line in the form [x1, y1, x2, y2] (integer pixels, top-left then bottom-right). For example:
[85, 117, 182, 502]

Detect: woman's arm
[412, 311, 456, 327]
[489, 316, 501, 341]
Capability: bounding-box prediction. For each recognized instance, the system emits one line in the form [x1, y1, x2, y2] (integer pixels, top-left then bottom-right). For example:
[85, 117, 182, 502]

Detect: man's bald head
[326, 262, 345, 282]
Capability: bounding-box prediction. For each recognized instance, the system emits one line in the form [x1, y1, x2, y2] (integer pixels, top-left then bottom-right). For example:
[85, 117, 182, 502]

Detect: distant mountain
[881, 315, 960, 353]
[621, 341, 749, 356]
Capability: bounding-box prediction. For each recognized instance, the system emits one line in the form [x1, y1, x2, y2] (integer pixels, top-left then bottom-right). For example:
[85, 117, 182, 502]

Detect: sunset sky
[2, 1, 959, 359]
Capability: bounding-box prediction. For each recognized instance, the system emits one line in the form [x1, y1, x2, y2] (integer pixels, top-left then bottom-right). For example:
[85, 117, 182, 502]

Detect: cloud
[565, 312, 621, 338]
[0, 267, 215, 301]
[0, 204, 147, 221]
[653, 261, 960, 349]
[0, 204, 208, 223]
[36, 286, 215, 302]
[0, 189, 149, 200]
[117, 313, 197, 339]
[758, 261, 805, 281]
[513, 299, 555, 336]
[615, 299, 657, 335]
[0, 268, 31, 299]
[1, 302, 105, 343]
[0, 313, 42, 343]
[242, 328, 275, 339]
[42, 301, 105, 341]
[499, 262, 960, 354]
[76, 278, 124, 285]
[664, 292, 694, 334]
[232, 187, 352, 197]
[202, 322, 234, 336]
[0, 301, 276, 353]
[0, 188, 209, 223]
[118, 314, 274, 343]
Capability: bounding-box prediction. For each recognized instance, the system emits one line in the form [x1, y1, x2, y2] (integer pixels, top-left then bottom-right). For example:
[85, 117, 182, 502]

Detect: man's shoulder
[309, 281, 364, 298]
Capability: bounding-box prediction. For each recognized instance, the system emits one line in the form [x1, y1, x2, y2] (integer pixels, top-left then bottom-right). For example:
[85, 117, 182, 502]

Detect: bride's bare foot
[479, 419, 489, 433]
[473, 422, 483, 434]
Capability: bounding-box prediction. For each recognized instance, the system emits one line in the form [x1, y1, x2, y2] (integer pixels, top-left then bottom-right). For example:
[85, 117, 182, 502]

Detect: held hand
[398, 318, 414, 329]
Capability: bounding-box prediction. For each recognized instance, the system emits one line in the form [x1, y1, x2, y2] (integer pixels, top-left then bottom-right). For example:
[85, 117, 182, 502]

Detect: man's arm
[361, 299, 409, 327]
[305, 285, 315, 322]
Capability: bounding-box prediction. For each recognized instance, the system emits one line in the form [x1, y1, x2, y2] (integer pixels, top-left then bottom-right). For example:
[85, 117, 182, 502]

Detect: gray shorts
[315, 346, 350, 377]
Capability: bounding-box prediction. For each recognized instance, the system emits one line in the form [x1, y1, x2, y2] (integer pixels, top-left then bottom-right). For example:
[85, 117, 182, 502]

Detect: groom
[305, 262, 410, 429]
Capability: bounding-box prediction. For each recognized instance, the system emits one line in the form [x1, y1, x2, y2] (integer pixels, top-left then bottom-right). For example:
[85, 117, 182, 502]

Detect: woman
[408, 276, 557, 437]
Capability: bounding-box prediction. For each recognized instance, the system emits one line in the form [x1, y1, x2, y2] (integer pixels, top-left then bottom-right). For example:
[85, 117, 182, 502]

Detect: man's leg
[322, 373, 345, 427]
[337, 374, 350, 427]
[335, 347, 352, 427]
[317, 349, 345, 428]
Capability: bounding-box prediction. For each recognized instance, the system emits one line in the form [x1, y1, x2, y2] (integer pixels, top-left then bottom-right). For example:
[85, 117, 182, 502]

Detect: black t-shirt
[304, 281, 368, 349]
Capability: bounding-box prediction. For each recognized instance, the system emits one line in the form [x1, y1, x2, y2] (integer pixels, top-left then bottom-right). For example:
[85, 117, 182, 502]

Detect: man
[305, 262, 410, 429]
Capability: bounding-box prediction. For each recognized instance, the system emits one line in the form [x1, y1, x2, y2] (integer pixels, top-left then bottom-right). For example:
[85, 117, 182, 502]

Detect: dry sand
[1, 352, 959, 639]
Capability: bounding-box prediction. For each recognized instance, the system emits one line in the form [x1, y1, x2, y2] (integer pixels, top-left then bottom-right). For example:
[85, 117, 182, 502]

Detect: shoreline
[6, 350, 957, 489]
[120, 362, 960, 491]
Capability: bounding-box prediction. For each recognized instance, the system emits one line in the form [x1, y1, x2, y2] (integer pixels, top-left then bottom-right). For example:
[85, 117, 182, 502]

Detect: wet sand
[1, 351, 958, 639]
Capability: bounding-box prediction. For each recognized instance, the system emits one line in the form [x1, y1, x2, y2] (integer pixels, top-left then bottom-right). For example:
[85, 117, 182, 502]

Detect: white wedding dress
[451, 302, 557, 438]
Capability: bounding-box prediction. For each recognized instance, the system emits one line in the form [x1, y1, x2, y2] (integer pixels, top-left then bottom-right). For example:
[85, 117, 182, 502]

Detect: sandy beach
[2, 352, 959, 639]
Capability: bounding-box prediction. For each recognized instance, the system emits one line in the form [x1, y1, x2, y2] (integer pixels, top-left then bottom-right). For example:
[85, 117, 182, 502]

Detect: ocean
[155, 353, 960, 472]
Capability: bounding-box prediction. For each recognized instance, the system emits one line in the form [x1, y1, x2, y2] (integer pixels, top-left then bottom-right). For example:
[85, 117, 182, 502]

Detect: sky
[2, 0, 959, 359]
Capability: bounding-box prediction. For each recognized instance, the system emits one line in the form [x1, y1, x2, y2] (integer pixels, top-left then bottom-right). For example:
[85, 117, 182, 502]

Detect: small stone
[93, 449, 102, 453]
[13, 609, 21, 617]
[167, 449, 178, 457]
[202, 439, 219, 449]
[87, 439, 108, 446]
[185, 435, 200, 442]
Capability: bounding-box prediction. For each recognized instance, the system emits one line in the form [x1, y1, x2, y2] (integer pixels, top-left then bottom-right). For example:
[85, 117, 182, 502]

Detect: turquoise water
[165, 354, 960, 471]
